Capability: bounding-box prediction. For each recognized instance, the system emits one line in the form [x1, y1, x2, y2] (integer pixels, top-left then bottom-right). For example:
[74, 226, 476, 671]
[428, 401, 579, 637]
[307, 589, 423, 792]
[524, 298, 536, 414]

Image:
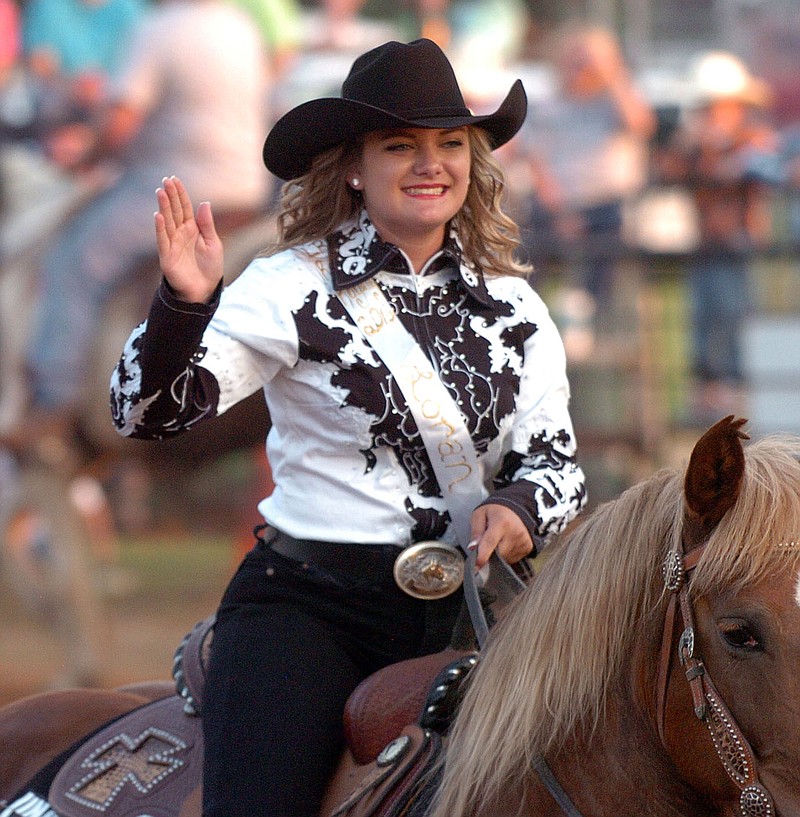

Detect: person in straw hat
[659, 51, 782, 425]
[110, 38, 587, 817]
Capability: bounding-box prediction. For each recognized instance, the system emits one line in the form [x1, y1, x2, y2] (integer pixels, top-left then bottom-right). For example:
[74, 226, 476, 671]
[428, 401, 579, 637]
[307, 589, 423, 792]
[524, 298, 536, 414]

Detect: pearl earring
[351, 178, 360, 188]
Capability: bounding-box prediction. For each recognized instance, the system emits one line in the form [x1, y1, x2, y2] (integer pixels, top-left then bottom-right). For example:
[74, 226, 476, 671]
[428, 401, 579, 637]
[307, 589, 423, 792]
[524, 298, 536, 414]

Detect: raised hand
[155, 175, 224, 303]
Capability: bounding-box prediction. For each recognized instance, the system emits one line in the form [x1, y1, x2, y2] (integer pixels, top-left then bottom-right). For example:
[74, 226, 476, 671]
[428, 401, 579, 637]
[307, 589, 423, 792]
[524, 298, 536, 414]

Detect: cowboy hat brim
[263, 79, 527, 181]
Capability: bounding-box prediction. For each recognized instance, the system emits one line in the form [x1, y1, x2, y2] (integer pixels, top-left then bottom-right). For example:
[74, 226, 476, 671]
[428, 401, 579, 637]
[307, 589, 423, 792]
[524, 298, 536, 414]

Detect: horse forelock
[430, 466, 685, 817]
[690, 433, 800, 598]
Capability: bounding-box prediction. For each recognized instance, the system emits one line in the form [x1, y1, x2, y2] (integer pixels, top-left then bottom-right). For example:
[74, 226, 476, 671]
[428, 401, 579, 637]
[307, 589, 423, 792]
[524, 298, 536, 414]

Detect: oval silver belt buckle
[393, 541, 465, 600]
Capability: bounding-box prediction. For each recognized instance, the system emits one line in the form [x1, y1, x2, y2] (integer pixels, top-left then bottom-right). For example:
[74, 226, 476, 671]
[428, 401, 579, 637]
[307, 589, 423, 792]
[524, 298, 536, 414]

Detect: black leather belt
[267, 528, 400, 581]
[263, 528, 468, 602]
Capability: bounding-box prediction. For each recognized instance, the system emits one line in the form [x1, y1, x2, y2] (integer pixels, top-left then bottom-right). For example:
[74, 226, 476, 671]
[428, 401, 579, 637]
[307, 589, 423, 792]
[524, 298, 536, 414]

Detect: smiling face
[351, 126, 472, 270]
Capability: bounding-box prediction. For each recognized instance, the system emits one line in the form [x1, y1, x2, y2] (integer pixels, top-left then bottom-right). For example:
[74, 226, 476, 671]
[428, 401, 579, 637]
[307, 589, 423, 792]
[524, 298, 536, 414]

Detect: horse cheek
[661, 645, 740, 807]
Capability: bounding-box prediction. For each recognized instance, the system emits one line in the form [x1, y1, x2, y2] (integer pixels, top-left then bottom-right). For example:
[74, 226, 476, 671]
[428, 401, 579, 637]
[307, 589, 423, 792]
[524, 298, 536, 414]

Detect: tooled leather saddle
[4, 616, 476, 817]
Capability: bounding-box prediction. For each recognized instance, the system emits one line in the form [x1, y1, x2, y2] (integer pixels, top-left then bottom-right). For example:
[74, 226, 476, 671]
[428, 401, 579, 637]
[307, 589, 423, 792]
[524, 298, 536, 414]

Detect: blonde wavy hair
[265, 127, 531, 279]
[428, 432, 800, 817]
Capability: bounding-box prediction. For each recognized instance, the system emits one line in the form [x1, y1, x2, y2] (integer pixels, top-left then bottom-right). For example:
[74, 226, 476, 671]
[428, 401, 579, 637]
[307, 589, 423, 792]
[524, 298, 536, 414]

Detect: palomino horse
[430, 415, 800, 817]
[2, 416, 800, 817]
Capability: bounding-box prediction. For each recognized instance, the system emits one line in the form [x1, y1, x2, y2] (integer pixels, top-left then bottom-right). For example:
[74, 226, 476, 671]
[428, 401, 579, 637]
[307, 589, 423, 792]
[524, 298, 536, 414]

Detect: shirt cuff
[158, 276, 222, 315]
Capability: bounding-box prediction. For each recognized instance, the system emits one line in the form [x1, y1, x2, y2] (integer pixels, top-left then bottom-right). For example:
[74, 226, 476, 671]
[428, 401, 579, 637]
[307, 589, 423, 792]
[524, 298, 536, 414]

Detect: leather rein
[534, 535, 777, 817]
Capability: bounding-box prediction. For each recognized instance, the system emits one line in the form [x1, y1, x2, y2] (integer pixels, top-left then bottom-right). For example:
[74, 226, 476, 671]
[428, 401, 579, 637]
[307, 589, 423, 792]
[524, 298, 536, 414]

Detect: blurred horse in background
[0, 145, 272, 689]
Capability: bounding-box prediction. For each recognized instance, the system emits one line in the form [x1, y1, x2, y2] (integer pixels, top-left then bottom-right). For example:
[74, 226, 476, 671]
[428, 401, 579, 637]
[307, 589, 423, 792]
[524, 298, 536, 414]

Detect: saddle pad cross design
[48, 695, 203, 817]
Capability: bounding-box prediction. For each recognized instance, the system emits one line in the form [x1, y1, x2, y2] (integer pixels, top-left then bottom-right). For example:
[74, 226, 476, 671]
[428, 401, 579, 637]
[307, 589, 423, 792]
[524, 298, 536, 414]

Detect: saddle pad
[49, 695, 203, 817]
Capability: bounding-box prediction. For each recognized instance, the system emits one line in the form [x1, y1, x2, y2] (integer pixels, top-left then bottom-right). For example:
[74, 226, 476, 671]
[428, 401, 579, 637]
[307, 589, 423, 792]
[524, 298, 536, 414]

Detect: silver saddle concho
[393, 541, 465, 599]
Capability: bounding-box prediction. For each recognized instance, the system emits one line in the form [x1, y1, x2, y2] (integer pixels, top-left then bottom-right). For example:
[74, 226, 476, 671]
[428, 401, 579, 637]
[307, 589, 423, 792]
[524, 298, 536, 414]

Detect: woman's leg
[202, 601, 362, 817]
[200, 535, 463, 817]
[25, 178, 157, 411]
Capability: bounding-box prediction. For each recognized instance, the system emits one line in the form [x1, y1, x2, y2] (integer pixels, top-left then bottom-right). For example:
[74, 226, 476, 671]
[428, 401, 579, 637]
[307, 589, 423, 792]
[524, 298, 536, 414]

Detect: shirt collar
[327, 209, 491, 305]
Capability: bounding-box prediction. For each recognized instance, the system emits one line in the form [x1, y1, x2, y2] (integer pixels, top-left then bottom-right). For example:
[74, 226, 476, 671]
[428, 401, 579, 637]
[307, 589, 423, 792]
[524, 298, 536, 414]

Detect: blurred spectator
[23, 0, 144, 76]
[300, 0, 398, 56]
[275, 0, 400, 112]
[21, 0, 147, 139]
[3, 0, 270, 450]
[659, 51, 782, 424]
[781, 123, 800, 247]
[449, 0, 528, 74]
[228, 0, 302, 75]
[225, 0, 301, 158]
[0, 0, 19, 185]
[396, 0, 528, 58]
[0, 0, 18, 87]
[428, 0, 530, 125]
[415, 0, 451, 47]
[518, 22, 655, 355]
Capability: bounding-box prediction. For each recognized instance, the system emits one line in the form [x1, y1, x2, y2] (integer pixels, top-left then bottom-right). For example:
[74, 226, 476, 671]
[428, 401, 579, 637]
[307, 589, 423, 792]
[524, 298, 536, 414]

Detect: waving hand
[155, 176, 224, 303]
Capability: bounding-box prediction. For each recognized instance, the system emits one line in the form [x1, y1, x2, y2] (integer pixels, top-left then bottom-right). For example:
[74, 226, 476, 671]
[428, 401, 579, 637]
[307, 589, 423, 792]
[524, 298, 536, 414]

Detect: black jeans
[201, 533, 462, 817]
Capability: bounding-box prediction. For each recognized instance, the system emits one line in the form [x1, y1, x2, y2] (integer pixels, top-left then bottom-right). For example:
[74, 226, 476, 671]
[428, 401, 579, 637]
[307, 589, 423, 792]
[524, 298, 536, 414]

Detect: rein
[656, 537, 776, 817]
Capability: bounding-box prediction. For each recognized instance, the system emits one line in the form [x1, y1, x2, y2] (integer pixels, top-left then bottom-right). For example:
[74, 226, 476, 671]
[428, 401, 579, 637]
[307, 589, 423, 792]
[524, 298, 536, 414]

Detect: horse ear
[683, 415, 749, 549]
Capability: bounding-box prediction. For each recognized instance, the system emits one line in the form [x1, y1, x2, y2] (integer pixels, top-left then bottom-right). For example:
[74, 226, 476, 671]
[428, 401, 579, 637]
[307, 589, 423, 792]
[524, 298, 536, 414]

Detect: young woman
[110, 38, 587, 817]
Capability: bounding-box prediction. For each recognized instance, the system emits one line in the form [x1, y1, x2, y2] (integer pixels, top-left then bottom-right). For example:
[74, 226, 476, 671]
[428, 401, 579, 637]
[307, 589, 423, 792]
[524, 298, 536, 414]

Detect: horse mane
[429, 432, 800, 817]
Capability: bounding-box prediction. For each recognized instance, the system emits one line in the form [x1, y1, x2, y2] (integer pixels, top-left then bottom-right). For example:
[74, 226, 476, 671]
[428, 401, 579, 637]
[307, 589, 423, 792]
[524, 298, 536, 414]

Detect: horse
[1, 416, 800, 817]
[0, 150, 273, 688]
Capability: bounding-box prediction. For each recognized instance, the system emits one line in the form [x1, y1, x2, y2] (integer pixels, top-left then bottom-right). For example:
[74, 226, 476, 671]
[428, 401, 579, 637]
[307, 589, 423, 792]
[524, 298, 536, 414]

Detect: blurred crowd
[0, 0, 799, 687]
[0, 0, 795, 431]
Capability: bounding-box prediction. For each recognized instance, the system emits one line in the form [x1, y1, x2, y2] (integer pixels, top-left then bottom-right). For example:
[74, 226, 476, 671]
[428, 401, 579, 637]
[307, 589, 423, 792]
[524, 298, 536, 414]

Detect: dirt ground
[0, 537, 236, 708]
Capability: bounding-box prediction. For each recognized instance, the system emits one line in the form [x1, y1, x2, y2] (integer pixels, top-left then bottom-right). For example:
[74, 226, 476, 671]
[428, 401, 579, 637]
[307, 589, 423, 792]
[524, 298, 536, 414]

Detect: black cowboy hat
[263, 38, 528, 181]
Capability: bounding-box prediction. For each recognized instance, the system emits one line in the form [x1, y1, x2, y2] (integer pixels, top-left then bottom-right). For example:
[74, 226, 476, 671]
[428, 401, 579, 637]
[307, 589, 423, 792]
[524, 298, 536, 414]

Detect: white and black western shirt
[111, 211, 587, 549]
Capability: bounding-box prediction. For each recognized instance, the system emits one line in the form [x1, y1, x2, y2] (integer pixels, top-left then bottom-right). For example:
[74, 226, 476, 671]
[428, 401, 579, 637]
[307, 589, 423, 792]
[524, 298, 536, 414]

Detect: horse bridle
[532, 535, 777, 817]
[655, 537, 776, 817]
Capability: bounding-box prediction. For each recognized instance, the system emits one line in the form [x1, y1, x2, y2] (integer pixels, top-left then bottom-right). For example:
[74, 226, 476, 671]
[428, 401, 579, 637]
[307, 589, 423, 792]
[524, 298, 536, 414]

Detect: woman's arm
[470, 297, 587, 567]
[110, 281, 223, 439]
[110, 177, 244, 439]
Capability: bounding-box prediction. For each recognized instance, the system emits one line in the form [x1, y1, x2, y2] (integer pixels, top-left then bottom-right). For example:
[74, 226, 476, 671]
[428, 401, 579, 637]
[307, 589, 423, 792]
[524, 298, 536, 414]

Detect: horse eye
[719, 621, 762, 652]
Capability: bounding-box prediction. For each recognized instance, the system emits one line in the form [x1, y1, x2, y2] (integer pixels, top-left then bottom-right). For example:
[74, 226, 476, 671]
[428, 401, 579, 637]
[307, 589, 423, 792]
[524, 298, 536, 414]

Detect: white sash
[337, 278, 486, 550]
[337, 276, 526, 644]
